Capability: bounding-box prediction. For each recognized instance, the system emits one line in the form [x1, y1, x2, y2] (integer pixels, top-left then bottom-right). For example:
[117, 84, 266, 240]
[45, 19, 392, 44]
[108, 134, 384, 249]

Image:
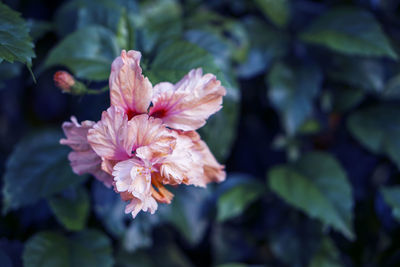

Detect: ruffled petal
[112, 158, 151, 200]
[60, 117, 113, 187]
[180, 131, 226, 186]
[149, 68, 226, 131]
[87, 106, 135, 161]
[125, 195, 158, 218]
[109, 50, 152, 118]
[159, 131, 204, 186]
[129, 114, 176, 164]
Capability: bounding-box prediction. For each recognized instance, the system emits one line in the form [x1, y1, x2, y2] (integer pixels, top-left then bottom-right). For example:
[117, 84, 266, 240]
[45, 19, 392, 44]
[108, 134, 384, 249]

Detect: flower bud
[54, 71, 75, 93]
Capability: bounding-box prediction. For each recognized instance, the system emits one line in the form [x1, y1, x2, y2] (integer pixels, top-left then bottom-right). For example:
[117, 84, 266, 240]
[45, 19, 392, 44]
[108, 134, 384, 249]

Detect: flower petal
[129, 114, 176, 164]
[159, 131, 204, 186]
[125, 195, 158, 218]
[60, 117, 113, 187]
[87, 106, 135, 161]
[109, 50, 152, 118]
[149, 68, 226, 131]
[112, 158, 151, 200]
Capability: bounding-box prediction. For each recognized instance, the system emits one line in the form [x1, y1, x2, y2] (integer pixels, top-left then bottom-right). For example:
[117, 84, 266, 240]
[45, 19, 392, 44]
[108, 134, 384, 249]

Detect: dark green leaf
[268, 152, 354, 240]
[331, 87, 364, 113]
[44, 26, 119, 81]
[328, 57, 384, 92]
[237, 17, 289, 78]
[158, 186, 211, 245]
[309, 237, 342, 267]
[0, 2, 35, 66]
[48, 186, 90, 231]
[267, 62, 322, 135]
[347, 105, 400, 169]
[254, 0, 290, 27]
[381, 186, 400, 222]
[135, 0, 182, 53]
[23, 230, 113, 267]
[300, 7, 397, 59]
[217, 178, 264, 222]
[2, 131, 87, 213]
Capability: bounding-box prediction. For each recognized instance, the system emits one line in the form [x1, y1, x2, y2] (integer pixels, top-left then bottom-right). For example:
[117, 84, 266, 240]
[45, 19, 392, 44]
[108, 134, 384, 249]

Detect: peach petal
[149, 68, 227, 131]
[109, 50, 152, 118]
[87, 106, 135, 161]
[60, 117, 113, 187]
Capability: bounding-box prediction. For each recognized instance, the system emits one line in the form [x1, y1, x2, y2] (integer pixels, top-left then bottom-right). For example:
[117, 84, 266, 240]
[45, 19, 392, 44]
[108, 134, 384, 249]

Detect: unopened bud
[54, 71, 75, 93]
[54, 71, 86, 95]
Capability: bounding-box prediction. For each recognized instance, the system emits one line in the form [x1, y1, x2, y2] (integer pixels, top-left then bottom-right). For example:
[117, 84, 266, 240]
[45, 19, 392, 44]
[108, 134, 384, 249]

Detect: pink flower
[60, 117, 113, 187]
[54, 71, 75, 93]
[61, 49, 226, 218]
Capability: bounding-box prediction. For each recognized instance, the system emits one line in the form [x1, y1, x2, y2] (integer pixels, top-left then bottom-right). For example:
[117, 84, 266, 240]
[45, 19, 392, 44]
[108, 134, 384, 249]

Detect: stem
[85, 85, 109, 95]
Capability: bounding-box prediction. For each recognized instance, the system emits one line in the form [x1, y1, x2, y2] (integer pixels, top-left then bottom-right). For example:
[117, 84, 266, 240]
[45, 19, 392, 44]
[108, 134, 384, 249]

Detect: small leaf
[268, 152, 354, 240]
[347, 105, 400, 169]
[381, 186, 400, 222]
[309, 237, 342, 267]
[23, 230, 113, 267]
[254, 0, 290, 27]
[217, 179, 264, 222]
[0, 2, 35, 66]
[44, 26, 119, 81]
[2, 131, 87, 213]
[300, 7, 397, 59]
[48, 186, 90, 231]
[267, 62, 322, 135]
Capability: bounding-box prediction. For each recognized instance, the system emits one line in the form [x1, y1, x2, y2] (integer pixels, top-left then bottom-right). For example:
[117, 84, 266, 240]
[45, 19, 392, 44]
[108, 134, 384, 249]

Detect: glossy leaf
[267, 62, 322, 135]
[2, 131, 87, 213]
[0, 2, 35, 66]
[23, 230, 113, 267]
[217, 179, 264, 222]
[254, 0, 290, 27]
[44, 26, 119, 81]
[309, 237, 342, 267]
[300, 7, 397, 59]
[48, 186, 90, 231]
[347, 105, 400, 169]
[268, 152, 354, 240]
[381, 186, 400, 222]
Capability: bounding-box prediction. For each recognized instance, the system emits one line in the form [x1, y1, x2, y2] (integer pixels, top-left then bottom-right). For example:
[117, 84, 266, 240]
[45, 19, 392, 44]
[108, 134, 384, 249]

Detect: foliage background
[2, 0, 400, 266]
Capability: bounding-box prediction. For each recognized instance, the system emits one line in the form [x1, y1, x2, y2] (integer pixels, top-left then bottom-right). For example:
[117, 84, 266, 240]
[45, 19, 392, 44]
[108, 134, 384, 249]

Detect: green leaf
[268, 152, 354, 240]
[309, 237, 342, 267]
[48, 186, 90, 231]
[158, 186, 211, 245]
[237, 17, 289, 78]
[267, 62, 322, 135]
[147, 40, 240, 161]
[300, 7, 397, 59]
[381, 186, 400, 222]
[0, 2, 35, 66]
[23, 230, 113, 267]
[331, 87, 364, 113]
[347, 105, 400, 169]
[2, 131, 87, 213]
[254, 0, 290, 27]
[328, 56, 384, 92]
[44, 26, 119, 81]
[217, 179, 264, 222]
[135, 0, 182, 53]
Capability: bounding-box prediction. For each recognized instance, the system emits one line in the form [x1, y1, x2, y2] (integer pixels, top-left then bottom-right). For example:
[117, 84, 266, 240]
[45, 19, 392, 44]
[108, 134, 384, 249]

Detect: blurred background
[2, 0, 400, 266]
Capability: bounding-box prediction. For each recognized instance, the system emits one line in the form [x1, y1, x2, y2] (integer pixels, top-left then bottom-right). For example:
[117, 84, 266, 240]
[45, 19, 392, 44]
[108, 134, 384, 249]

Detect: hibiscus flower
[60, 50, 226, 218]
